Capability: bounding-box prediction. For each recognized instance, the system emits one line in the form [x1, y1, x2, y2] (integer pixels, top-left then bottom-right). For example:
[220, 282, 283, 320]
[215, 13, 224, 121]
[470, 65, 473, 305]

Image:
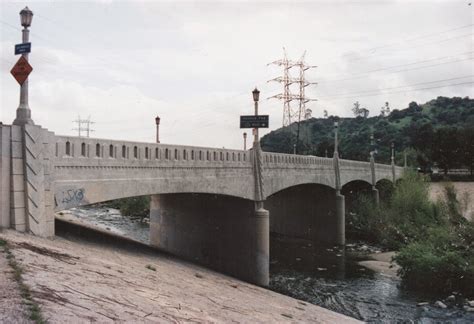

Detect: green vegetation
[261, 96, 474, 174]
[0, 238, 46, 323]
[105, 196, 150, 219]
[347, 172, 474, 295]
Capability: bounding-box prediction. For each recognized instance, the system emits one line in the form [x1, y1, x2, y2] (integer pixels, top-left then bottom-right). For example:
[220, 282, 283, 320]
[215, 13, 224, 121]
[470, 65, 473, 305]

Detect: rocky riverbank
[0, 228, 360, 323]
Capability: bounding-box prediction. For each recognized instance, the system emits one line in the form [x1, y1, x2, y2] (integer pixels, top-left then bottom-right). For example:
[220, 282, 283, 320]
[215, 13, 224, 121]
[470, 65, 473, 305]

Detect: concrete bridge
[0, 123, 403, 286]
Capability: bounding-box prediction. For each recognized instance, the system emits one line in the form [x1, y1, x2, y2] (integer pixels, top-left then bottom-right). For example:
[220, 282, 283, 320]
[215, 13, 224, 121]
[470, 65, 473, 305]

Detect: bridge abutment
[149, 193, 269, 286]
[0, 124, 54, 237]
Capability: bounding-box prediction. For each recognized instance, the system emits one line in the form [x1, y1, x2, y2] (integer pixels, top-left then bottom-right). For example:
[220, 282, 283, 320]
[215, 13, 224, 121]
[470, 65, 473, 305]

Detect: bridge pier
[372, 187, 380, 206]
[149, 193, 269, 286]
[335, 191, 345, 246]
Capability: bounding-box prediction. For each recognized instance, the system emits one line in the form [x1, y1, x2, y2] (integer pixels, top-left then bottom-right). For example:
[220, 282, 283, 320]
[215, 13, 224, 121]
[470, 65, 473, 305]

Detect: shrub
[105, 196, 150, 218]
[394, 224, 474, 295]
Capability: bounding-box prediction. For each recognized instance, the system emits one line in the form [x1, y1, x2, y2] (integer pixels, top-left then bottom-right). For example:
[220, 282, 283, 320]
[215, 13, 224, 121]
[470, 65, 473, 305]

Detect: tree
[459, 127, 474, 174]
[352, 101, 361, 117]
[360, 108, 370, 118]
[323, 110, 328, 118]
[380, 102, 390, 117]
[353, 101, 369, 118]
[432, 127, 461, 174]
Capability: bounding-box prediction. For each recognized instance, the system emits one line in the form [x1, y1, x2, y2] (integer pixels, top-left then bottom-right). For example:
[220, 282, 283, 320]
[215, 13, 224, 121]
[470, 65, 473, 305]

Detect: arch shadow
[266, 183, 339, 245]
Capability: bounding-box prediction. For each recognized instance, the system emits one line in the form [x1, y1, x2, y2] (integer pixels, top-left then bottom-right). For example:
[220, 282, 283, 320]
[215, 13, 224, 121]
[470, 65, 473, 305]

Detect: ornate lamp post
[155, 116, 160, 143]
[391, 142, 396, 183]
[369, 131, 379, 205]
[249, 87, 269, 286]
[252, 88, 260, 146]
[13, 6, 34, 126]
[333, 119, 345, 245]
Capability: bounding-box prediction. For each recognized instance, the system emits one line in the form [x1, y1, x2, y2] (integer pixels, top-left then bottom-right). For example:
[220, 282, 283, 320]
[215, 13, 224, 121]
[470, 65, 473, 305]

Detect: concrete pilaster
[0, 125, 11, 229]
[10, 125, 27, 231]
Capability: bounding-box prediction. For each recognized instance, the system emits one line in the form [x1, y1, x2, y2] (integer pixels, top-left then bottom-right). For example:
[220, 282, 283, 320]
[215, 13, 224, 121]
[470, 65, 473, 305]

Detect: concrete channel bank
[0, 227, 360, 323]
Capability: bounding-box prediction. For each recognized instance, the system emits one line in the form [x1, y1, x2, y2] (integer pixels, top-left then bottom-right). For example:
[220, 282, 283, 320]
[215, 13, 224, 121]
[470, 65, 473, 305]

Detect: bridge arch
[266, 183, 339, 245]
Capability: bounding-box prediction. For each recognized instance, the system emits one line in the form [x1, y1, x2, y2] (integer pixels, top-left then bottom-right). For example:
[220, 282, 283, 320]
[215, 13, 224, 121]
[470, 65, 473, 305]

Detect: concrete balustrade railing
[54, 136, 251, 166]
[339, 158, 371, 170]
[262, 152, 333, 167]
[53, 136, 401, 174]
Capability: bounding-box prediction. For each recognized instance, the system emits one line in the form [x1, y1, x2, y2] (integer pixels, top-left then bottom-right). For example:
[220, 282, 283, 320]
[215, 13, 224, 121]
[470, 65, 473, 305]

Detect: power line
[320, 81, 474, 101]
[321, 23, 473, 67]
[320, 75, 474, 99]
[321, 56, 474, 83]
[321, 51, 474, 82]
[365, 23, 474, 53]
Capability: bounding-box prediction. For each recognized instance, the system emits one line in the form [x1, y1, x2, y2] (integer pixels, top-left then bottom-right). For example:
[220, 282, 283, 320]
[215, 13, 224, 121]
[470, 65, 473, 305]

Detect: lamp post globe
[252, 87, 260, 102]
[20, 6, 33, 28]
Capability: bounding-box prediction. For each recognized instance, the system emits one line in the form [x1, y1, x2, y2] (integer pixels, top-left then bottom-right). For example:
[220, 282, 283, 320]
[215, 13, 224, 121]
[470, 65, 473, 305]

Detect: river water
[60, 207, 474, 323]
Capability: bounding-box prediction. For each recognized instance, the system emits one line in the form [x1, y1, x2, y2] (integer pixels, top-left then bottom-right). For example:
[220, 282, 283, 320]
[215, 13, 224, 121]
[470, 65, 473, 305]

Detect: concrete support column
[372, 187, 380, 206]
[335, 191, 345, 246]
[149, 193, 269, 286]
[249, 208, 269, 286]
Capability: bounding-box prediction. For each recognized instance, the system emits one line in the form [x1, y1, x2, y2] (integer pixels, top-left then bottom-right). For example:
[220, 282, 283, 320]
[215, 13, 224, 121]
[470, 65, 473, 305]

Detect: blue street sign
[15, 43, 31, 55]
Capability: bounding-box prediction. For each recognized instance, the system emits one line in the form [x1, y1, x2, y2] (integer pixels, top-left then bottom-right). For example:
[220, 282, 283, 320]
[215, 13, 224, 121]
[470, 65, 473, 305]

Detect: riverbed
[58, 207, 474, 323]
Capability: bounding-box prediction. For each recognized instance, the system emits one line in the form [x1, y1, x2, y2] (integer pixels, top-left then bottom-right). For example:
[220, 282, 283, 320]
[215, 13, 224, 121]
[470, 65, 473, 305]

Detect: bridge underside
[149, 193, 268, 286]
[266, 184, 340, 245]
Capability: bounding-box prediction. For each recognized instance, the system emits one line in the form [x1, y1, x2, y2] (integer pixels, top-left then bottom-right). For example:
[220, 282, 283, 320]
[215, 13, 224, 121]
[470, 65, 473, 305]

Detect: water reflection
[270, 235, 474, 323]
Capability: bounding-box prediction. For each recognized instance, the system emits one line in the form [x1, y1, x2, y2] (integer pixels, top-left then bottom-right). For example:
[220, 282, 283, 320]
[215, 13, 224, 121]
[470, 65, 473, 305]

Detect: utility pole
[72, 115, 94, 137]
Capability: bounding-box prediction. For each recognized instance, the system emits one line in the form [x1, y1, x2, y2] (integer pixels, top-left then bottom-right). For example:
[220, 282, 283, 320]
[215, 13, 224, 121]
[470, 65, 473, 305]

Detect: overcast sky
[1, 0, 472, 149]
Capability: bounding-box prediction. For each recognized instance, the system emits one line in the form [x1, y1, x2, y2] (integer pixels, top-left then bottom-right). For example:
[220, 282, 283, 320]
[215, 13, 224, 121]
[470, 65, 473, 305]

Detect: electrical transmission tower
[292, 51, 317, 123]
[72, 115, 95, 137]
[267, 48, 295, 127]
[267, 48, 317, 127]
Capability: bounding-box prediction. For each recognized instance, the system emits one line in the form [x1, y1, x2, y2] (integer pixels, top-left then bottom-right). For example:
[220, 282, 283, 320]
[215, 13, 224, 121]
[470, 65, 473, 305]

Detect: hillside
[261, 97, 474, 173]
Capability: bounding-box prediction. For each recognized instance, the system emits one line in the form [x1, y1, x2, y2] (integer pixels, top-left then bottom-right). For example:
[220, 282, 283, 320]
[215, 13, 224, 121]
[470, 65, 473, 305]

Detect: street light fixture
[252, 87, 260, 103]
[20, 6, 33, 27]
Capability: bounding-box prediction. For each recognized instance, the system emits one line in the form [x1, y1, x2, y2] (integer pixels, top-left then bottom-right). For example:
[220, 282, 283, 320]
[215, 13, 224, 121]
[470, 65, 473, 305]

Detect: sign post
[240, 115, 269, 129]
[14, 42, 31, 55]
[10, 56, 33, 85]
